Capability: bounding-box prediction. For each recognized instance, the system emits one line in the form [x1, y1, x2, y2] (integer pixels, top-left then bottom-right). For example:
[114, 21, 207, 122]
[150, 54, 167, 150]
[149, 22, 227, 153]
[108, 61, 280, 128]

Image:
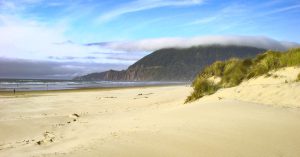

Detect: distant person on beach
[13, 88, 16, 94]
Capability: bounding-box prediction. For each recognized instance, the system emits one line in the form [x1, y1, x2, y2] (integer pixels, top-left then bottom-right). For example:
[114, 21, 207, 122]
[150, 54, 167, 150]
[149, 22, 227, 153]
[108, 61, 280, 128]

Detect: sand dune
[1, 68, 300, 157]
[200, 67, 300, 108]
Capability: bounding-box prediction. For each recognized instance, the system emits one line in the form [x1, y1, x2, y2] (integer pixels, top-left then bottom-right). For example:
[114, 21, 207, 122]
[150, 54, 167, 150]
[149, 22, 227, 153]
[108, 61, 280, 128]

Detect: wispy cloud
[185, 4, 249, 32]
[188, 16, 217, 25]
[263, 4, 300, 15]
[98, 0, 203, 22]
[0, 0, 45, 13]
[188, 1, 300, 32]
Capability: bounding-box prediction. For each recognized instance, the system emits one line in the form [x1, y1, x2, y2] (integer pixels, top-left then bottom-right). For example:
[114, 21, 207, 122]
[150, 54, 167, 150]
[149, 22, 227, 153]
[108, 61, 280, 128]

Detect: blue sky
[0, 0, 300, 78]
[2, 0, 298, 42]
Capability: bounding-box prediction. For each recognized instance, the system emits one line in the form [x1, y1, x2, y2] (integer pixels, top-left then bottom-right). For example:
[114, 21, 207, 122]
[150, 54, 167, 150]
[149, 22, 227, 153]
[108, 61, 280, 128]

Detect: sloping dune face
[1, 69, 300, 157]
[200, 67, 300, 108]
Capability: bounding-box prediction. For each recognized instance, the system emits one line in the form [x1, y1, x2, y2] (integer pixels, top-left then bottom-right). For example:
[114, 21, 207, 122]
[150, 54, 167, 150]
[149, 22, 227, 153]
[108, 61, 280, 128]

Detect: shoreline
[0, 83, 190, 96]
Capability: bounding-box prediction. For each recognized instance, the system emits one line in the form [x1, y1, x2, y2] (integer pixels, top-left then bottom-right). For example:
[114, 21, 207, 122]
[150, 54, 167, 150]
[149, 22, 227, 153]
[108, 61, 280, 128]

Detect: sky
[0, 0, 300, 79]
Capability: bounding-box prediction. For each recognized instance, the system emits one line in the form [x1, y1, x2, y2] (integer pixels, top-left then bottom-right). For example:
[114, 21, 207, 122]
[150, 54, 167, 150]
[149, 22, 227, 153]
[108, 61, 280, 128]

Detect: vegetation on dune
[297, 73, 300, 82]
[186, 48, 300, 103]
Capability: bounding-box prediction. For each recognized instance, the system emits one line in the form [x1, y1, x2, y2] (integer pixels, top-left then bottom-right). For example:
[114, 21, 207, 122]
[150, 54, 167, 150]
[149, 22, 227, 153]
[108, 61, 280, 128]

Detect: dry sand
[201, 67, 300, 108]
[1, 67, 300, 157]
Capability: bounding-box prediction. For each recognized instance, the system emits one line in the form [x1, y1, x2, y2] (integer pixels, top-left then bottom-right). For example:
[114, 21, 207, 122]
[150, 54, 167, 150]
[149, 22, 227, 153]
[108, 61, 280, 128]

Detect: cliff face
[73, 70, 125, 81]
[74, 45, 266, 81]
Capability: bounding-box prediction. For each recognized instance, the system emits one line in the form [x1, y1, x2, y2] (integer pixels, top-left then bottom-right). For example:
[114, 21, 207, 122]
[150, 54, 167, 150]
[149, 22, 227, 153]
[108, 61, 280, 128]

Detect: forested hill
[74, 45, 266, 81]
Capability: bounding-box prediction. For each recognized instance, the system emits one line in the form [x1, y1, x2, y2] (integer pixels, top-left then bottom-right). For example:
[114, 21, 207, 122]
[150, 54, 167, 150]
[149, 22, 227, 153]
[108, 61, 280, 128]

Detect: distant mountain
[73, 45, 266, 81]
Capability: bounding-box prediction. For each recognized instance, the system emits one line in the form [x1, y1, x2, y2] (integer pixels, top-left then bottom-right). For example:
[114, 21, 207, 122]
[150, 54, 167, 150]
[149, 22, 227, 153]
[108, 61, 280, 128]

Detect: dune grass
[185, 48, 300, 103]
[297, 73, 300, 82]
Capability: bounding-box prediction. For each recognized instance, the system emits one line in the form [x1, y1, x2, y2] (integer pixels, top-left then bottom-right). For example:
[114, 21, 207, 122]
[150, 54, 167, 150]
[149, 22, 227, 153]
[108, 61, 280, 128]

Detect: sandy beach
[1, 0, 300, 156]
[1, 68, 300, 157]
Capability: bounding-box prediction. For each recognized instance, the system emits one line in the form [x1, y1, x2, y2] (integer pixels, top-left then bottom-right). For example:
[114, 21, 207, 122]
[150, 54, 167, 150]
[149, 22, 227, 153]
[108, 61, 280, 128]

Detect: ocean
[0, 79, 186, 91]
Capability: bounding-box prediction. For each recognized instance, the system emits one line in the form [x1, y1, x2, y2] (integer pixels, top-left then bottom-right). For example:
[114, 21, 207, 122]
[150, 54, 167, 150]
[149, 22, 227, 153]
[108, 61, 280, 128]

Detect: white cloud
[98, 0, 203, 22]
[95, 36, 300, 52]
[0, 14, 135, 64]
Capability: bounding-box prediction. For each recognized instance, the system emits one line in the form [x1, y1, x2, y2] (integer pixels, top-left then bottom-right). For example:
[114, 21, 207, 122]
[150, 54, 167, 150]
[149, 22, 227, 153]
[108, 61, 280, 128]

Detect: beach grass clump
[297, 73, 300, 82]
[221, 59, 251, 87]
[185, 58, 250, 103]
[186, 48, 300, 103]
[280, 48, 300, 66]
[246, 51, 282, 78]
[186, 78, 220, 103]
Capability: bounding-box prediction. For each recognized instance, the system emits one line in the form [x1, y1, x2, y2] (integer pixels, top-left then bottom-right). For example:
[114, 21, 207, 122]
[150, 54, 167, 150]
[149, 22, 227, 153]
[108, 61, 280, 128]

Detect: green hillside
[128, 45, 265, 81]
[75, 45, 265, 81]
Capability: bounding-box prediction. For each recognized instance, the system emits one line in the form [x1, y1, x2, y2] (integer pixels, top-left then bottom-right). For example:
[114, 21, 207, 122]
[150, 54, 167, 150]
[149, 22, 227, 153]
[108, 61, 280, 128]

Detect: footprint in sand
[134, 96, 149, 99]
[36, 131, 56, 145]
[110, 131, 120, 138]
[0, 143, 15, 150]
[134, 93, 153, 99]
[137, 93, 153, 96]
[104, 96, 117, 99]
[0, 138, 38, 150]
[67, 113, 80, 124]
[69, 113, 80, 118]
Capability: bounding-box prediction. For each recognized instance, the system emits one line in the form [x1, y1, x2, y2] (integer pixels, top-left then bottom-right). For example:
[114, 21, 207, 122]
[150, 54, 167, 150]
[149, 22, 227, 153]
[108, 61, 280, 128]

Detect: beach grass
[186, 48, 300, 103]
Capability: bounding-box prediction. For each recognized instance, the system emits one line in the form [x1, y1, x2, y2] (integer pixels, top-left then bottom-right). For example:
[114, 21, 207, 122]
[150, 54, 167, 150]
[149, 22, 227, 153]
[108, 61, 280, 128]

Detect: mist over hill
[74, 45, 266, 81]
